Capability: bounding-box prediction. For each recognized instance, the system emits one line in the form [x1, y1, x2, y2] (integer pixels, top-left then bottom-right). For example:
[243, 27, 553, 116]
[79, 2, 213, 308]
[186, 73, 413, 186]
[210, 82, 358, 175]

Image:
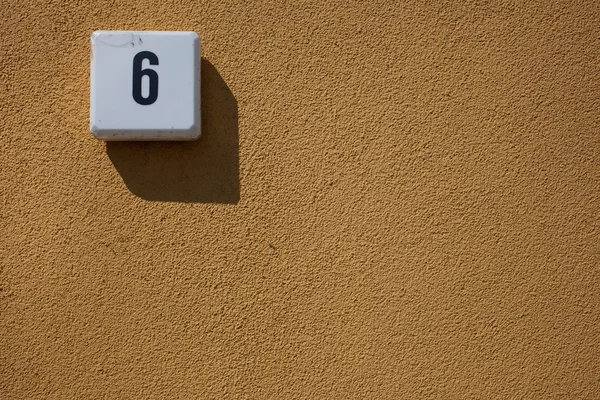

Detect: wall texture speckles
[1, 1, 599, 398]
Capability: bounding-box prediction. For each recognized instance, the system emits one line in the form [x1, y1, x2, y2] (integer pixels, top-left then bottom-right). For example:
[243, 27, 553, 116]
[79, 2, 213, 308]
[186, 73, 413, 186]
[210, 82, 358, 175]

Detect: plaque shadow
[106, 59, 239, 204]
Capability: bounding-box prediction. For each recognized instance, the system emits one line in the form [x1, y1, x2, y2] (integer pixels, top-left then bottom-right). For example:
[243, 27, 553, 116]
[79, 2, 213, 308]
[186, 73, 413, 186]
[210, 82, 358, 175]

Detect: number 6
[132, 51, 159, 105]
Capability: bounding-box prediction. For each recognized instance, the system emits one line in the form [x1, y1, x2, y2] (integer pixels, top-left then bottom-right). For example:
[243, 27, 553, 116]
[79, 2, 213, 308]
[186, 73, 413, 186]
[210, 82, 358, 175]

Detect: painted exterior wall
[2, 1, 599, 398]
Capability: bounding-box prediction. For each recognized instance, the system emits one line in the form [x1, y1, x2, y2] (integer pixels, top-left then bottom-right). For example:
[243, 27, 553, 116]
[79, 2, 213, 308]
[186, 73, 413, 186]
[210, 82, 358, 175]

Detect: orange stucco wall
[2, 1, 599, 398]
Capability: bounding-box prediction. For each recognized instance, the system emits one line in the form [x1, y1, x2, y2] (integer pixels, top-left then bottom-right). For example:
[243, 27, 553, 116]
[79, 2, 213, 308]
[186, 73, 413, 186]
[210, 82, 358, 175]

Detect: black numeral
[132, 51, 159, 105]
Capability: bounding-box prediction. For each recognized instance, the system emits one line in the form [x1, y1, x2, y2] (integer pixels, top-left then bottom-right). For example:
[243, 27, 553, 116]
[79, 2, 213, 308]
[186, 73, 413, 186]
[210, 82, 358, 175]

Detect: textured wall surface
[2, 1, 600, 398]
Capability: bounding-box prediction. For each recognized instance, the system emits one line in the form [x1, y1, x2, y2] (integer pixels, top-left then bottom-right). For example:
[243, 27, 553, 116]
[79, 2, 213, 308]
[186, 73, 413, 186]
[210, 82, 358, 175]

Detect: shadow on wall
[106, 59, 239, 204]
